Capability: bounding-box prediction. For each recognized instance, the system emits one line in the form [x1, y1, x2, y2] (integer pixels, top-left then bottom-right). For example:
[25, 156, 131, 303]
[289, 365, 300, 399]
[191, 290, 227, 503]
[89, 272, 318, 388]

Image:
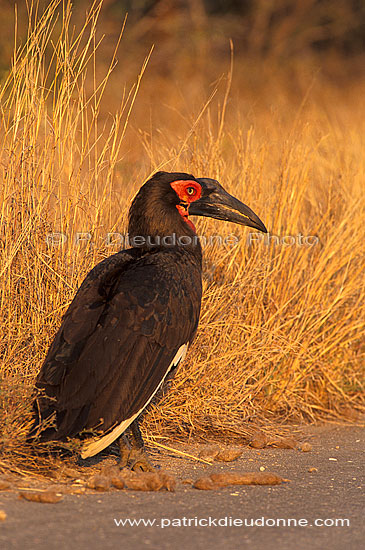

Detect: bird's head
[128, 171, 267, 246]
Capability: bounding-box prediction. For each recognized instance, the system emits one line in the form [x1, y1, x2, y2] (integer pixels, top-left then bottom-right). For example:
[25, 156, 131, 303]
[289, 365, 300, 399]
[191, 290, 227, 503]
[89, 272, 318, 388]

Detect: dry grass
[0, 1, 364, 474]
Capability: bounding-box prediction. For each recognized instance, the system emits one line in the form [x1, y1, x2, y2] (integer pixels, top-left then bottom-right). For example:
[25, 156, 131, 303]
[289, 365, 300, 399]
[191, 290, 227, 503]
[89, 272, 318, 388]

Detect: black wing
[34, 248, 202, 449]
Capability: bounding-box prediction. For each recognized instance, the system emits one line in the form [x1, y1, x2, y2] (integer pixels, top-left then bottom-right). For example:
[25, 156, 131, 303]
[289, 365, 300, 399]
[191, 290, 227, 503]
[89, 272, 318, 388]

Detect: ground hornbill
[32, 171, 267, 471]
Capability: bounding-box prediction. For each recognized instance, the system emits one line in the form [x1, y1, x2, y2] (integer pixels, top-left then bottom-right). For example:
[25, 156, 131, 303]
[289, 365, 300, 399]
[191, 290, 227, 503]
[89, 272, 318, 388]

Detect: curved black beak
[190, 178, 267, 233]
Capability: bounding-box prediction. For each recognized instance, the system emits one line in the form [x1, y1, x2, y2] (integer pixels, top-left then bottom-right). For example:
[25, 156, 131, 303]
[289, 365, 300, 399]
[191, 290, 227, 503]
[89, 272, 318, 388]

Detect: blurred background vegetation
[1, 1, 365, 153]
[1, 0, 365, 73]
[0, 0, 363, 175]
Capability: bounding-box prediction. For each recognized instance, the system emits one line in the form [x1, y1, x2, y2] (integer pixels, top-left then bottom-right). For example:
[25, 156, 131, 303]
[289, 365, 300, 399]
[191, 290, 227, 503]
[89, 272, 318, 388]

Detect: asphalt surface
[0, 425, 363, 550]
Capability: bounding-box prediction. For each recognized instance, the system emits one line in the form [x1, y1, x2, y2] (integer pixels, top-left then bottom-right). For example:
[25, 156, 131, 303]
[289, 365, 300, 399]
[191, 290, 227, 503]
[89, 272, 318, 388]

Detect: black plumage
[32, 171, 266, 468]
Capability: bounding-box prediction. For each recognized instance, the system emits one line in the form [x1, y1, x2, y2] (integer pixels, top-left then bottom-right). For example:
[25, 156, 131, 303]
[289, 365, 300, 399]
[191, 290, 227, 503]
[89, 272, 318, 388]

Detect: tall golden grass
[0, 1, 364, 471]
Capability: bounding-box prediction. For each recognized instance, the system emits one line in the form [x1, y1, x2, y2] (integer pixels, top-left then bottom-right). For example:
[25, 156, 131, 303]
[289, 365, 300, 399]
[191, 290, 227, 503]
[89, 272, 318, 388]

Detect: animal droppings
[118, 469, 176, 492]
[194, 471, 286, 490]
[215, 448, 243, 462]
[193, 477, 217, 490]
[19, 491, 62, 503]
[249, 433, 268, 449]
[198, 447, 220, 461]
[111, 477, 125, 490]
[269, 438, 297, 449]
[87, 475, 111, 492]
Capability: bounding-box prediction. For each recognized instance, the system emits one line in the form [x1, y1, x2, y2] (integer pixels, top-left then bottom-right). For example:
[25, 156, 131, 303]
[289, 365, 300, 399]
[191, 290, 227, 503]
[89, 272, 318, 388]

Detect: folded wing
[34, 249, 201, 455]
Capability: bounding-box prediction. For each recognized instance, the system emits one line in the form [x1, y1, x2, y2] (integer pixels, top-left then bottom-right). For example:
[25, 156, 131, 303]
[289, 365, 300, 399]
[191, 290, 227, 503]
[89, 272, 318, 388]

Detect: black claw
[117, 421, 155, 471]
[118, 448, 155, 472]
[130, 460, 154, 473]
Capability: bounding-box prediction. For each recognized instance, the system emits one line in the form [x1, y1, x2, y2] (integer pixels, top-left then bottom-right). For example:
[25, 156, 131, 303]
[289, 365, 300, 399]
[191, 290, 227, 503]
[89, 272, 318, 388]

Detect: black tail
[27, 398, 91, 443]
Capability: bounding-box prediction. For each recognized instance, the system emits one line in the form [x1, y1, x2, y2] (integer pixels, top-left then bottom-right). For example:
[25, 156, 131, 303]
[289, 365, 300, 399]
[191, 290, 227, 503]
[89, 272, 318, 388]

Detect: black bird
[32, 171, 267, 470]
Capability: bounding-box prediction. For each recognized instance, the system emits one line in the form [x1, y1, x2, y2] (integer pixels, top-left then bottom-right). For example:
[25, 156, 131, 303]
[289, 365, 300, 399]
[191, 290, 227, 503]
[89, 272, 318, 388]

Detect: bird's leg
[129, 419, 145, 448]
[117, 420, 155, 472]
[117, 434, 132, 468]
[128, 420, 155, 472]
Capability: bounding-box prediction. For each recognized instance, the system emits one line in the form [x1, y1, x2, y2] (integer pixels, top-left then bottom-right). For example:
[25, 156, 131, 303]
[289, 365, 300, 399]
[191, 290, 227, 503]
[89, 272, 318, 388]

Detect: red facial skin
[170, 180, 202, 232]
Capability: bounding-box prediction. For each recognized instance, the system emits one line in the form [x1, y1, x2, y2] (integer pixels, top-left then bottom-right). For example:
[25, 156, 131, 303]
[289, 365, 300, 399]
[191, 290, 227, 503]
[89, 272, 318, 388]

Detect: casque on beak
[189, 178, 267, 233]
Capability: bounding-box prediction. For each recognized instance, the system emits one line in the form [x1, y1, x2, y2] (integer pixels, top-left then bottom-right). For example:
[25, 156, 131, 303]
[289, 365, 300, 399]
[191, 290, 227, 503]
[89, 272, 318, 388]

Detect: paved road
[0, 425, 363, 550]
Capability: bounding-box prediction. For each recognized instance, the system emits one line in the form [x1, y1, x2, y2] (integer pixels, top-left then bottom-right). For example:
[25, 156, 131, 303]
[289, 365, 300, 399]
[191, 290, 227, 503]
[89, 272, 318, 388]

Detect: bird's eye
[186, 186, 196, 196]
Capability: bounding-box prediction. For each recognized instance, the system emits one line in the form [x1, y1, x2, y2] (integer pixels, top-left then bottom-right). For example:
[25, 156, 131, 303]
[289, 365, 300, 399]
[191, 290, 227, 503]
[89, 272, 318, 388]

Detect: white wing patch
[81, 343, 188, 459]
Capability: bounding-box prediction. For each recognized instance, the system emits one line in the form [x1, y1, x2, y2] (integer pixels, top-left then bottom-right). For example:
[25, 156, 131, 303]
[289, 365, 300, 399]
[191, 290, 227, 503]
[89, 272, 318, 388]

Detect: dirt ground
[0, 424, 363, 550]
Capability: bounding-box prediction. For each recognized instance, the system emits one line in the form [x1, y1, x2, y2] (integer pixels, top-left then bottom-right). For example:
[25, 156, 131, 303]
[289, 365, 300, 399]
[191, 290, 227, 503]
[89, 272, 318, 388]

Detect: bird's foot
[119, 448, 155, 472]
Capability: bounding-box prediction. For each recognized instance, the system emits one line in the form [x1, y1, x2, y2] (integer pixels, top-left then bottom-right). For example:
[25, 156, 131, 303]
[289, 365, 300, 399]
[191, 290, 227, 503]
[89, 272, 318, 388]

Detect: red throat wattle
[176, 204, 196, 232]
[170, 180, 202, 233]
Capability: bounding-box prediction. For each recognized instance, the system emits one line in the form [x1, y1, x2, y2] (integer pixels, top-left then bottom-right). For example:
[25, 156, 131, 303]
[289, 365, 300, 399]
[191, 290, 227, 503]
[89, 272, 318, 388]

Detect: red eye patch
[170, 180, 202, 203]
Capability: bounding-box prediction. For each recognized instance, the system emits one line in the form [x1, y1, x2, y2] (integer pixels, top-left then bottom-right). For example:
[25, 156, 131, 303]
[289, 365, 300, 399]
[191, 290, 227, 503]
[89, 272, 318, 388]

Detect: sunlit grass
[0, 0, 364, 474]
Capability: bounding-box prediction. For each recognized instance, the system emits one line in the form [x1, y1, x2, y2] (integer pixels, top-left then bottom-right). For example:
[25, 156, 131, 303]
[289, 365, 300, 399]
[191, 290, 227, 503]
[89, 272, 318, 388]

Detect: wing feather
[35, 248, 202, 445]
